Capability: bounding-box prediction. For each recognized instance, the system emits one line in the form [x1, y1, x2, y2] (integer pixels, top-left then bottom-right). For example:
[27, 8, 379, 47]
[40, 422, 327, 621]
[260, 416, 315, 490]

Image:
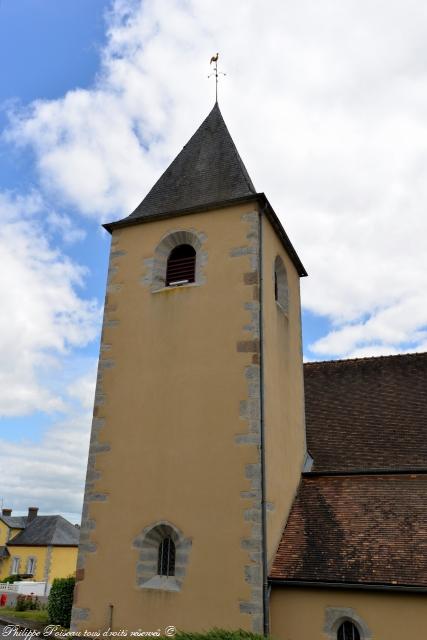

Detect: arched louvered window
[158, 536, 175, 577]
[337, 621, 360, 640]
[166, 244, 196, 286]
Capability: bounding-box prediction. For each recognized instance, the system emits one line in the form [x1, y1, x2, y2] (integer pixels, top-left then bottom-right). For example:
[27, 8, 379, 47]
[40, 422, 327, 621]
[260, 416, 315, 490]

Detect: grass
[0, 606, 49, 623]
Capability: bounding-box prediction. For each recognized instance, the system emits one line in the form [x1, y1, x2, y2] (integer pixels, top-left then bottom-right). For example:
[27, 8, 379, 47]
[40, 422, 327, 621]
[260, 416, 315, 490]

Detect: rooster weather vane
[208, 52, 226, 103]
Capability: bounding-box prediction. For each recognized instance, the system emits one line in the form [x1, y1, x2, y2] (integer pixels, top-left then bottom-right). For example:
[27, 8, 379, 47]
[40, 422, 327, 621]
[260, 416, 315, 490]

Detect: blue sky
[0, 0, 111, 519]
[0, 0, 426, 521]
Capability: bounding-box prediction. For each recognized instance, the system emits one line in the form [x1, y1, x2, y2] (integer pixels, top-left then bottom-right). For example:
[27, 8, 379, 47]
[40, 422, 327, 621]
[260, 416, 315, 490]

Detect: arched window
[166, 244, 196, 286]
[274, 255, 289, 313]
[158, 536, 175, 577]
[134, 520, 191, 592]
[337, 621, 360, 640]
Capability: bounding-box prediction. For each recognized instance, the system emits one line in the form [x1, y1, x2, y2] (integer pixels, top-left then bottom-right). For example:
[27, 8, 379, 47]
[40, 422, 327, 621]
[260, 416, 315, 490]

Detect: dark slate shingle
[7, 516, 79, 547]
[1, 516, 27, 529]
[103, 104, 308, 277]
[125, 102, 256, 221]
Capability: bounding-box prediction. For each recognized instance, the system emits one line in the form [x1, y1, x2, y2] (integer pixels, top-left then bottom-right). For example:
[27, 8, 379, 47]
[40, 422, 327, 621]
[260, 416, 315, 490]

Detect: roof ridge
[213, 103, 256, 194]
[111, 102, 256, 224]
[304, 351, 427, 367]
[303, 469, 427, 478]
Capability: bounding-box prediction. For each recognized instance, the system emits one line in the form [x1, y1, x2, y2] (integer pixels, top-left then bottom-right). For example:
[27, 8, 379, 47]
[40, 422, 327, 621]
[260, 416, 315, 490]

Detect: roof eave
[103, 192, 308, 278]
[7, 542, 79, 547]
[257, 192, 307, 277]
[268, 578, 427, 593]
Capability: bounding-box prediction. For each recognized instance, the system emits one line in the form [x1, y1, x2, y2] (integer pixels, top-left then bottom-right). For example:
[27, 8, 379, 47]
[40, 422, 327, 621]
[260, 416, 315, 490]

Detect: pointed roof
[104, 103, 307, 277]
[127, 102, 256, 222]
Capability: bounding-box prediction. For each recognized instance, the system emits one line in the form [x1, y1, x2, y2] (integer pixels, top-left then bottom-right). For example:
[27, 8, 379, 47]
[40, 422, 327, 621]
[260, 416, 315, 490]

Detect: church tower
[71, 103, 307, 634]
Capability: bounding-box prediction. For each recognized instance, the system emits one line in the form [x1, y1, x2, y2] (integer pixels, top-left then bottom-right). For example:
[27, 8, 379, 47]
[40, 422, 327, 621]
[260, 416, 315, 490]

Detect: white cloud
[0, 363, 96, 519]
[67, 365, 97, 411]
[0, 405, 91, 519]
[46, 211, 86, 244]
[0, 192, 99, 416]
[5, 0, 427, 361]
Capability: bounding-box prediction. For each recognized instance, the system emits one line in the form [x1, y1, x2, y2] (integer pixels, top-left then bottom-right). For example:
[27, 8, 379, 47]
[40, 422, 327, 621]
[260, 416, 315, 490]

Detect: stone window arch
[133, 521, 191, 592]
[324, 608, 371, 640]
[147, 229, 207, 292]
[274, 255, 289, 313]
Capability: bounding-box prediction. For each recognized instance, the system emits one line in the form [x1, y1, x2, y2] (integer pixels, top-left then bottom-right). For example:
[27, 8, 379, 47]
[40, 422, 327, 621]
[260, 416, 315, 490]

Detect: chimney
[27, 507, 39, 522]
[2, 508, 12, 517]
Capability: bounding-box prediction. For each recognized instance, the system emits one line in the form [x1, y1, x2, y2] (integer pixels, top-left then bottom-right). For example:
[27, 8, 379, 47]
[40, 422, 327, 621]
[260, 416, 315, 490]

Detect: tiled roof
[0, 516, 27, 529]
[119, 102, 256, 223]
[7, 516, 79, 547]
[304, 352, 427, 472]
[270, 474, 427, 587]
[271, 352, 427, 588]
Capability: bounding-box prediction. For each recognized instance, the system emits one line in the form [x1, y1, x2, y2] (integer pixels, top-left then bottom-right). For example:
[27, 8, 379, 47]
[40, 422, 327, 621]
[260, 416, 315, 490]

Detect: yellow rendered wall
[49, 547, 78, 581]
[0, 545, 77, 582]
[270, 587, 427, 640]
[0, 560, 10, 580]
[74, 204, 266, 633]
[0, 521, 10, 579]
[0, 521, 9, 546]
[261, 216, 306, 566]
[4, 546, 47, 581]
[0, 527, 41, 579]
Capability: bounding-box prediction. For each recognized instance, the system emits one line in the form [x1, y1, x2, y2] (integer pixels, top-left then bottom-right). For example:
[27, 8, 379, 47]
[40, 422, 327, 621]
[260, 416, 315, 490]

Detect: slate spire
[127, 103, 256, 221]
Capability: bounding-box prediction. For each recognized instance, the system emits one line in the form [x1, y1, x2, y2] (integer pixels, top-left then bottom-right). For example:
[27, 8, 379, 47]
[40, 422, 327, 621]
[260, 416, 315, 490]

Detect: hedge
[47, 576, 75, 628]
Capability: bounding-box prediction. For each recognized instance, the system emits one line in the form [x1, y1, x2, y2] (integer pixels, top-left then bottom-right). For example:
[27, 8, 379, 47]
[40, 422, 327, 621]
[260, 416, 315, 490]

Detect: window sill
[152, 282, 201, 294]
[140, 575, 180, 592]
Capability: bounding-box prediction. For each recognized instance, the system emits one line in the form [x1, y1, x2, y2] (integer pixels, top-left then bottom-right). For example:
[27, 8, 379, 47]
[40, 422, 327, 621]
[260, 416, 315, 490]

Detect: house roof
[112, 102, 256, 224]
[0, 516, 27, 529]
[304, 352, 427, 472]
[102, 104, 307, 277]
[270, 474, 427, 588]
[7, 516, 79, 547]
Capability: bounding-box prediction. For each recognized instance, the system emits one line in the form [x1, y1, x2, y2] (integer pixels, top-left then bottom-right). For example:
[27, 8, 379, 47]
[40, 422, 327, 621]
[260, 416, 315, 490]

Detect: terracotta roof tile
[270, 474, 427, 586]
[304, 352, 427, 472]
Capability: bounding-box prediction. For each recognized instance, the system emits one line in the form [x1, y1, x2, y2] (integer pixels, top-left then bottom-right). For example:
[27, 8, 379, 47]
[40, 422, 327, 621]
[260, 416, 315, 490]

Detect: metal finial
[208, 52, 226, 103]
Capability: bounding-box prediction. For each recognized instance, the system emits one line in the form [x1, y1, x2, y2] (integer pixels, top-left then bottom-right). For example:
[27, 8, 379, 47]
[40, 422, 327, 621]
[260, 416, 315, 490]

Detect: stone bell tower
[71, 103, 307, 634]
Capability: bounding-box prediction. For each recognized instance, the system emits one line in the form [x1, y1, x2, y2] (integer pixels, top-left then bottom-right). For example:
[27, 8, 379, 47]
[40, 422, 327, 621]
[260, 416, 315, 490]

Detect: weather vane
[208, 53, 226, 103]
